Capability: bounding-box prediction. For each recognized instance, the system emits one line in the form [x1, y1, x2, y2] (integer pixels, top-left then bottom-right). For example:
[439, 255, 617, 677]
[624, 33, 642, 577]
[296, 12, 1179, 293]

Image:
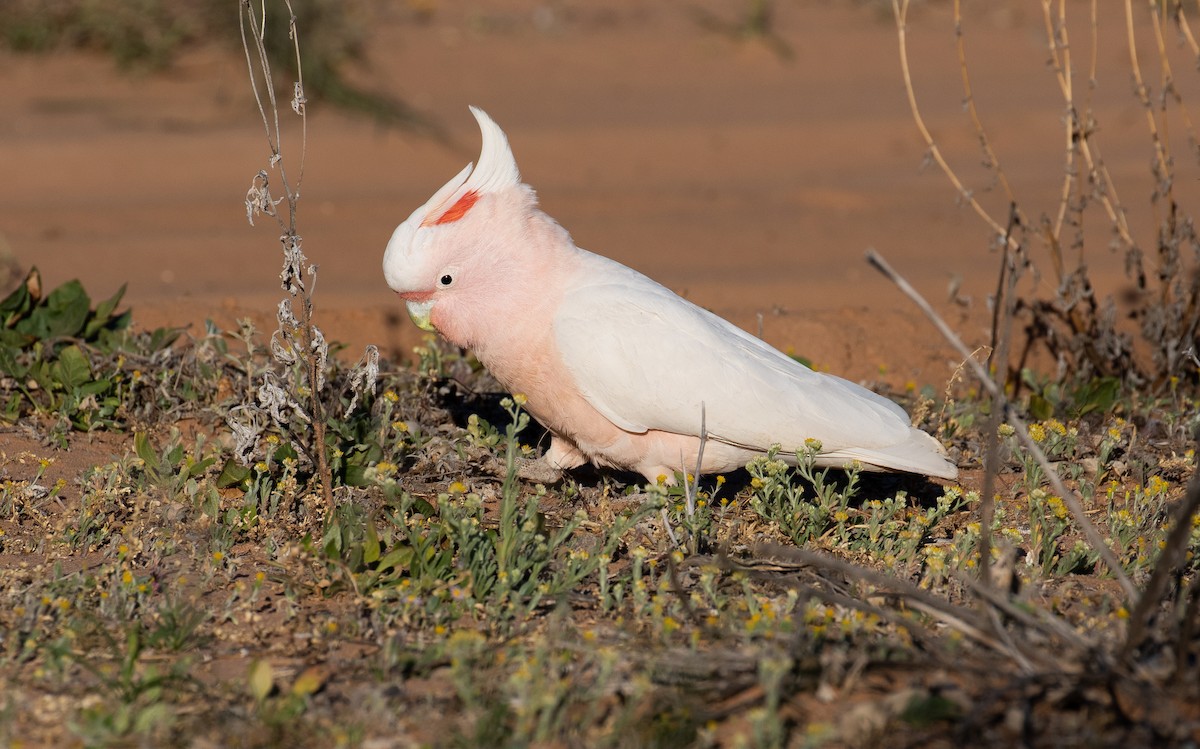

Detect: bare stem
[866, 248, 1139, 602]
[240, 0, 333, 513]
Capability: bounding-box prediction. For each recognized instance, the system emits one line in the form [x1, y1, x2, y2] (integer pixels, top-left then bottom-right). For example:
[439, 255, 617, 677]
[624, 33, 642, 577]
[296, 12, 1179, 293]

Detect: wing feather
[554, 252, 948, 474]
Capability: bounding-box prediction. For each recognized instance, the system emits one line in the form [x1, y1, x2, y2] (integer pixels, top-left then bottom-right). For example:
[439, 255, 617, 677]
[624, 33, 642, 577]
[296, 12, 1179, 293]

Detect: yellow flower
[1047, 495, 1068, 520]
[392, 420, 409, 433]
[212, 551, 225, 562]
[383, 390, 399, 403]
[1146, 475, 1170, 496]
[448, 481, 467, 494]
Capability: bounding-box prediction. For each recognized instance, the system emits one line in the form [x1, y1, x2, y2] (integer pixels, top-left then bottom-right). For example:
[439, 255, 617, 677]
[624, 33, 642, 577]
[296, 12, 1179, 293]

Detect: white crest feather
[464, 106, 521, 194]
[417, 107, 521, 227]
[415, 161, 473, 226]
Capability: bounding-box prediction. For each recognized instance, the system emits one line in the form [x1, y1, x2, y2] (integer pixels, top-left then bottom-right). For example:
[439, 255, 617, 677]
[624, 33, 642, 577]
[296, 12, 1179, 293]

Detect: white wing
[555, 251, 955, 478]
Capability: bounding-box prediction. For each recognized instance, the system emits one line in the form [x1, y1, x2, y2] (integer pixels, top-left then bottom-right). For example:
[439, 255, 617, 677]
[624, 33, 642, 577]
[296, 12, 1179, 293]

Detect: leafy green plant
[747, 442, 862, 546]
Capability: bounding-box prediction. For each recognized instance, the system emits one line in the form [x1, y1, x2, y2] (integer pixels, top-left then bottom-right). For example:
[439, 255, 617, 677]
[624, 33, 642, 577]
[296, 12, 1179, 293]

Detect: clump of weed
[228, 0, 378, 517]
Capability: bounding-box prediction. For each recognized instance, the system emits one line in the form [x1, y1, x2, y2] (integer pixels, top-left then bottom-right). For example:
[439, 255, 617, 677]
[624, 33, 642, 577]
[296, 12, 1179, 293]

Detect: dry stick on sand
[865, 248, 1139, 603]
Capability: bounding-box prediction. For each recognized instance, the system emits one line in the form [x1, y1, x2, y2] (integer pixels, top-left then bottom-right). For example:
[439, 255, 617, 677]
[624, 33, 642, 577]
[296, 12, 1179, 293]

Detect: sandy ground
[0, 1, 1195, 388]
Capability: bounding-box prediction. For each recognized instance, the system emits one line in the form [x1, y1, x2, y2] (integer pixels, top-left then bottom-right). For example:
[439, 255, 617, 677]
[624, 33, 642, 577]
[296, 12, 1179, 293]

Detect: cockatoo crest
[417, 106, 520, 227]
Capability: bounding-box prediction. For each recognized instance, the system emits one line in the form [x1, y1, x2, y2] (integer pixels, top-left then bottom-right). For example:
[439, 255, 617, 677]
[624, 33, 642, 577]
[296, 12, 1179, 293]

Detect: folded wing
[554, 253, 956, 479]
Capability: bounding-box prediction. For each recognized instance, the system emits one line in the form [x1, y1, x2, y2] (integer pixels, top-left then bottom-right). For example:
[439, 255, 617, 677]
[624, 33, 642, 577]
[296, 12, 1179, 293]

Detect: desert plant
[229, 0, 378, 517]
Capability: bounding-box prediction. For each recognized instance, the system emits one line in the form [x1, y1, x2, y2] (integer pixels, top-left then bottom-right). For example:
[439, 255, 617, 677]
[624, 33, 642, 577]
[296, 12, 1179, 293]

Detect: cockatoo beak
[406, 299, 437, 332]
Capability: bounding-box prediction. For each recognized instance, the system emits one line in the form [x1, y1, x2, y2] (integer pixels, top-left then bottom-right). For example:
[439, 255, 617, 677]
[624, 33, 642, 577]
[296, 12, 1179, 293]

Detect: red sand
[0, 1, 1193, 389]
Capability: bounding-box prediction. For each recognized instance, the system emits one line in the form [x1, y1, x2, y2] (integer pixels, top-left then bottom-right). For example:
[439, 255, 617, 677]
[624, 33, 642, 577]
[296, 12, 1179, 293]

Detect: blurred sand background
[1, 1, 1194, 388]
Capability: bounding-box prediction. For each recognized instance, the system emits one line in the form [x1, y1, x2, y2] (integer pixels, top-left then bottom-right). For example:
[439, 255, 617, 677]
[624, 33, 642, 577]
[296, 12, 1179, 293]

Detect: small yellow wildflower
[1047, 495, 1068, 520]
[1028, 423, 1047, 443]
[1146, 475, 1170, 496]
[448, 481, 467, 494]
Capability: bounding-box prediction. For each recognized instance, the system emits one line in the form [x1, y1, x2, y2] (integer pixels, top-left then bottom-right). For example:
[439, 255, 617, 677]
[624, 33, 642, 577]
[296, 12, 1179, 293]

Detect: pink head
[382, 107, 530, 342]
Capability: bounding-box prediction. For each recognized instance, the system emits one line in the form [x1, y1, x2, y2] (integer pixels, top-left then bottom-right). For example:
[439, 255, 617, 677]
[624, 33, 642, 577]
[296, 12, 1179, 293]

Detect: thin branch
[892, 0, 1015, 250]
[866, 248, 1139, 602]
[953, 0, 1019, 210]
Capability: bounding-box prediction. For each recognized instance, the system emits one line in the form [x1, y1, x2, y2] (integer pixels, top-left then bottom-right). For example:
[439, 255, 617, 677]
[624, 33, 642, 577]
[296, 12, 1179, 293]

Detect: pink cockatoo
[383, 107, 958, 483]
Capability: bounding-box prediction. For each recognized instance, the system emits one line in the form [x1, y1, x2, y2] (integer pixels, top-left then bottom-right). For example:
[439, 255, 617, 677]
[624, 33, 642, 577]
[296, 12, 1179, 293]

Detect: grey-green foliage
[0, 0, 427, 126]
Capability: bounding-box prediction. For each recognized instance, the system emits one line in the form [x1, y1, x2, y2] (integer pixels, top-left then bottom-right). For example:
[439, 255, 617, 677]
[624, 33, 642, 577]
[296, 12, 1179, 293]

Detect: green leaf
[0, 267, 39, 324]
[363, 521, 381, 565]
[187, 456, 217, 479]
[1071, 376, 1120, 417]
[1027, 392, 1054, 421]
[49, 345, 92, 390]
[0, 345, 27, 378]
[135, 432, 163, 475]
[17, 279, 90, 340]
[77, 378, 112, 397]
[247, 660, 274, 703]
[216, 459, 251, 488]
[375, 546, 412, 575]
[83, 283, 127, 339]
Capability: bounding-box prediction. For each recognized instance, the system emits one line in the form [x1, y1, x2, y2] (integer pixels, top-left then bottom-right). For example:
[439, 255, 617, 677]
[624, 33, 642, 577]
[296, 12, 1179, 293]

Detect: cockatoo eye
[438, 273, 454, 288]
